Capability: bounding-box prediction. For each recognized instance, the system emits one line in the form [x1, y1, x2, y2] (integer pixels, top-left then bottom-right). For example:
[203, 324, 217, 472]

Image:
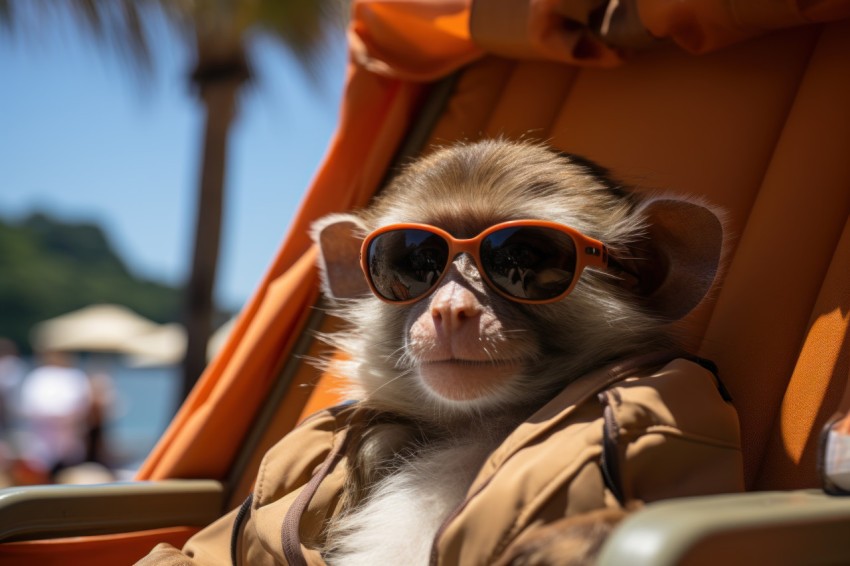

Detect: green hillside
[0, 213, 183, 353]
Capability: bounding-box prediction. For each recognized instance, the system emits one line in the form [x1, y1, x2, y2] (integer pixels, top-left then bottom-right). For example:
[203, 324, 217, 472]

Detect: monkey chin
[417, 359, 522, 404]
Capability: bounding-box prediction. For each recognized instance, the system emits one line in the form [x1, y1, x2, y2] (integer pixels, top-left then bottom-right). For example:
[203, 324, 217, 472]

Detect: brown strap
[281, 426, 351, 566]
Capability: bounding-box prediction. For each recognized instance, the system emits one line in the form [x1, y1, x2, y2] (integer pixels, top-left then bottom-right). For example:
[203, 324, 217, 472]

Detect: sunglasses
[360, 220, 612, 305]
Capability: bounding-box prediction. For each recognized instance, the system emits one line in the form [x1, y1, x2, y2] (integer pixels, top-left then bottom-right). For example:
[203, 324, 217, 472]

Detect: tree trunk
[180, 74, 242, 401]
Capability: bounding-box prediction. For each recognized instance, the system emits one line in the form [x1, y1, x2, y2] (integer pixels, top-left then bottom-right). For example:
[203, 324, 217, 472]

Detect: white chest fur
[324, 440, 493, 566]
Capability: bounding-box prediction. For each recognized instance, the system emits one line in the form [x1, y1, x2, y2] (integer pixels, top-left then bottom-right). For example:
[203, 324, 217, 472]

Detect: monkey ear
[618, 197, 725, 321]
[312, 214, 372, 300]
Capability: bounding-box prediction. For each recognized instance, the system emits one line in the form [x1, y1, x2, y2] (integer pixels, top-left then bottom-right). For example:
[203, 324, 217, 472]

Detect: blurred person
[19, 351, 95, 480]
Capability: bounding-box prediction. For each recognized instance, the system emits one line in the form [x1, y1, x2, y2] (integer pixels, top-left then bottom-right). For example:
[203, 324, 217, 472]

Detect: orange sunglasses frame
[359, 219, 610, 305]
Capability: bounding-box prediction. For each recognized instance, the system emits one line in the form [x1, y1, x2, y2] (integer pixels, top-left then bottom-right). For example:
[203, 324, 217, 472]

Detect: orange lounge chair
[2, 1, 850, 564]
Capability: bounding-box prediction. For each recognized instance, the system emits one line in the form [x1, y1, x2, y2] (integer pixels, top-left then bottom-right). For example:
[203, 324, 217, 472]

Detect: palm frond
[0, 0, 178, 75]
[1, 0, 346, 82]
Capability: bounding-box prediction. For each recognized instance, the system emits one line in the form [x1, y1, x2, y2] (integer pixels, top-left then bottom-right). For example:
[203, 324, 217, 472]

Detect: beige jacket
[138, 352, 744, 565]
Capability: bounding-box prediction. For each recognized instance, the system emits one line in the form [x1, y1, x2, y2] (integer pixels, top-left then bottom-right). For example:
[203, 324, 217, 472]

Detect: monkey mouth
[418, 358, 522, 402]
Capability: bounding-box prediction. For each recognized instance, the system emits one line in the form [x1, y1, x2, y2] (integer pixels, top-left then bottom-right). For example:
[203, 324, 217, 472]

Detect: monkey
[307, 138, 735, 566]
[131, 140, 742, 566]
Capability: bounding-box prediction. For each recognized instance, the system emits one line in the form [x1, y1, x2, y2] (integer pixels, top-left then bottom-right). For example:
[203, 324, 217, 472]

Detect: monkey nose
[429, 282, 481, 332]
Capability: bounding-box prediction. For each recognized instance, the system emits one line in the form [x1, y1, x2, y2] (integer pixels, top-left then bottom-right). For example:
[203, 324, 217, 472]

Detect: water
[103, 363, 181, 472]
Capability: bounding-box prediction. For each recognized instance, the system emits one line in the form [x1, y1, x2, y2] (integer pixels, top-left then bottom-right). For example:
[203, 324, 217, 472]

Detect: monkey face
[313, 140, 724, 426]
[359, 220, 610, 409]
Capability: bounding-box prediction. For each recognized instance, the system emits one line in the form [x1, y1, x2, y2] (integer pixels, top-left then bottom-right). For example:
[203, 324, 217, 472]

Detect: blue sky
[0, 13, 348, 311]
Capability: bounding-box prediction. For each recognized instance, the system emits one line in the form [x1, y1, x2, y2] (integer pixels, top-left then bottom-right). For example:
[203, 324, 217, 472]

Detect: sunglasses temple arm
[603, 252, 642, 283]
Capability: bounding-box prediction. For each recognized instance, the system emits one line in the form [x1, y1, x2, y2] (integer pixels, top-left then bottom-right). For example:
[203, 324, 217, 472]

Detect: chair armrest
[597, 490, 850, 566]
[0, 479, 224, 542]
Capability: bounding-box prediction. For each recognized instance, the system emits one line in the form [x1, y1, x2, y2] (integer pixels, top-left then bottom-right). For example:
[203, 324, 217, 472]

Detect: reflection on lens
[481, 226, 576, 300]
[367, 229, 449, 301]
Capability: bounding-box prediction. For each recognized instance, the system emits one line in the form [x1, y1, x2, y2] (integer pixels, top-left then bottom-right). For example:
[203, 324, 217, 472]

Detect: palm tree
[0, 0, 342, 400]
[177, 1, 342, 399]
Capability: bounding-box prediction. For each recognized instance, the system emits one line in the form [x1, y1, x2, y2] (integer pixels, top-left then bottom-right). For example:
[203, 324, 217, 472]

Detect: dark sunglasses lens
[366, 229, 449, 302]
[481, 226, 577, 301]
